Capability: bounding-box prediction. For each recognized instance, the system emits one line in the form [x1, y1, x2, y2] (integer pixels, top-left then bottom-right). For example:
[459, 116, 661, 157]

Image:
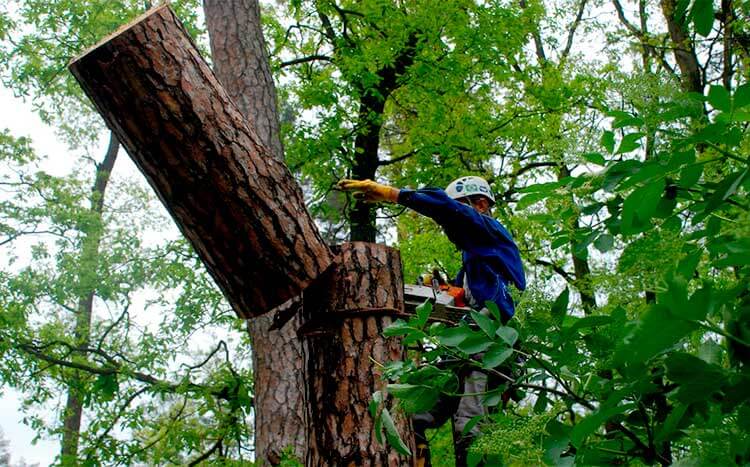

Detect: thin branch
[534, 259, 575, 284]
[512, 161, 559, 178]
[279, 54, 332, 68]
[377, 150, 418, 166]
[188, 436, 225, 467]
[561, 0, 589, 61]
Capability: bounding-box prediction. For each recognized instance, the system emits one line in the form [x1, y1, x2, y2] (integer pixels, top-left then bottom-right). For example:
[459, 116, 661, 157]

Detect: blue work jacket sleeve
[397, 187, 526, 295]
[397, 188, 512, 246]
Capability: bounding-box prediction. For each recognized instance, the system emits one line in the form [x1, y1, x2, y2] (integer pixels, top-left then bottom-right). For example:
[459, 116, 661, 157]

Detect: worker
[338, 176, 526, 466]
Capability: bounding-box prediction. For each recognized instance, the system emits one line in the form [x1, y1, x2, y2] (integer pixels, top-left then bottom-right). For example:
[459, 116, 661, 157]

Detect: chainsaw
[403, 270, 472, 324]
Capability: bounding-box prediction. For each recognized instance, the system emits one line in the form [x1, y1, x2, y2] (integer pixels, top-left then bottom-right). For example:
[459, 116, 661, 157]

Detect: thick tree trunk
[302, 243, 414, 466]
[203, 0, 283, 162]
[69, 5, 333, 317]
[61, 132, 119, 464]
[203, 0, 308, 461]
[660, 0, 704, 94]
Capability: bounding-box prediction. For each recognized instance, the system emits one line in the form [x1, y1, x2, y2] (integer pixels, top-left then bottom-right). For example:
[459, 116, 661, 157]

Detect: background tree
[0, 1, 254, 465]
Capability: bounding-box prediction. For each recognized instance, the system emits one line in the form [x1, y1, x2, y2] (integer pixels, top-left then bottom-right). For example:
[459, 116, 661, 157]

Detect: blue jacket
[398, 188, 526, 320]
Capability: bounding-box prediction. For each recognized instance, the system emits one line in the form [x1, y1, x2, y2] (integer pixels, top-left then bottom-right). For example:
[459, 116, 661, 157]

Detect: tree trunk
[60, 132, 119, 464]
[559, 165, 597, 313]
[203, 0, 308, 461]
[660, 0, 704, 93]
[68, 5, 333, 317]
[203, 0, 283, 162]
[302, 243, 414, 466]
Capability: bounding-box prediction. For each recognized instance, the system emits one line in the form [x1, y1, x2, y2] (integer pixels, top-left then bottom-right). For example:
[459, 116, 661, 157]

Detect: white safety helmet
[445, 176, 496, 205]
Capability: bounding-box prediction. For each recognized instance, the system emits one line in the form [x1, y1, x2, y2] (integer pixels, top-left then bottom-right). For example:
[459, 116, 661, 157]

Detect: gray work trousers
[413, 369, 487, 467]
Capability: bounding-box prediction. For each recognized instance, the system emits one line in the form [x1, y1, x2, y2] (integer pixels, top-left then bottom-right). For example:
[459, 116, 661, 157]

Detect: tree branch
[377, 150, 418, 166]
[534, 258, 575, 284]
[561, 0, 589, 61]
[279, 54, 332, 68]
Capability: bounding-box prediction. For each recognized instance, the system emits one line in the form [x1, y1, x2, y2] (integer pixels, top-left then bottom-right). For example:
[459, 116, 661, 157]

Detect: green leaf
[381, 408, 411, 455]
[482, 344, 514, 369]
[570, 404, 635, 448]
[520, 181, 563, 194]
[734, 82, 750, 108]
[544, 420, 572, 465]
[665, 353, 726, 403]
[691, 0, 714, 37]
[387, 384, 440, 413]
[415, 300, 432, 328]
[685, 284, 717, 321]
[482, 388, 505, 407]
[93, 373, 118, 402]
[614, 305, 698, 364]
[517, 192, 547, 210]
[582, 152, 606, 165]
[551, 287, 570, 322]
[603, 160, 642, 192]
[615, 132, 644, 154]
[437, 324, 473, 347]
[484, 301, 502, 323]
[655, 404, 688, 444]
[620, 179, 665, 235]
[601, 131, 615, 154]
[496, 326, 519, 346]
[461, 415, 483, 437]
[471, 310, 498, 338]
[704, 169, 748, 214]
[458, 332, 494, 354]
[676, 248, 702, 280]
[566, 315, 613, 333]
[383, 319, 413, 337]
[707, 85, 731, 112]
[679, 164, 703, 188]
[594, 234, 615, 253]
[551, 235, 569, 250]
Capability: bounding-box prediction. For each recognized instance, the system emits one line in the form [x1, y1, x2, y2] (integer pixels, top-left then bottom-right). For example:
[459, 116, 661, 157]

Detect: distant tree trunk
[303, 243, 414, 465]
[559, 165, 597, 313]
[60, 132, 119, 464]
[660, 0, 704, 93]
[69, 5, 334, 318]
[203, 0, 308, 461]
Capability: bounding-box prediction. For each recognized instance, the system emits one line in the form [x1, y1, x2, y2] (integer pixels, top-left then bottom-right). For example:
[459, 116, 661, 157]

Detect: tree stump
[68, 5, 333, 317]
[302, 243, 414, 466]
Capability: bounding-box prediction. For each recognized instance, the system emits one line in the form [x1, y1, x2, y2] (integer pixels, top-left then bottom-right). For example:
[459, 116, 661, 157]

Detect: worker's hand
[337, 179, 400, 203]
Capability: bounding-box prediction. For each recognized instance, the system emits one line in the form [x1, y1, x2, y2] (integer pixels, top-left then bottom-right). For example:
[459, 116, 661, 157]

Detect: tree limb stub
[68, 5, 333, 317]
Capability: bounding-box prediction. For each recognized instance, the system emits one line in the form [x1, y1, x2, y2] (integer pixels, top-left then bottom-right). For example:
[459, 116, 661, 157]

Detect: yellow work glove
[337, 179, 400, 203]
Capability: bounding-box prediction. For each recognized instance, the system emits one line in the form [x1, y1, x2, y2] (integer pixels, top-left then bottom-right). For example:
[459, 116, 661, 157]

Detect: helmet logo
[446, 175, 495, 205]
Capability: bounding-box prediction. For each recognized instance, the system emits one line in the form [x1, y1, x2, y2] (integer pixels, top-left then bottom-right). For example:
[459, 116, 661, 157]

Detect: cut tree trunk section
[303, 243, 414, 466]
[68, 5, 333, 317]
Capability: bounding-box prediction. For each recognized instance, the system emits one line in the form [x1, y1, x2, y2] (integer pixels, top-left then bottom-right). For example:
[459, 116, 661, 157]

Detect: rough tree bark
[303, 243, 414, 466]
[60, 132, 119, 465]
[203, 0, 308, 461]
[70, 6, 415, 465]
[69, 5, 334, 317]
[660, 0, 704, 94]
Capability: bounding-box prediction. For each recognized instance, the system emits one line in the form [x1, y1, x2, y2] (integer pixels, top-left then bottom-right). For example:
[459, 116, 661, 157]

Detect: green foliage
[381, 15, 750, 463]
[0, 129, 251, 463]
[0, 0, 203, 145]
